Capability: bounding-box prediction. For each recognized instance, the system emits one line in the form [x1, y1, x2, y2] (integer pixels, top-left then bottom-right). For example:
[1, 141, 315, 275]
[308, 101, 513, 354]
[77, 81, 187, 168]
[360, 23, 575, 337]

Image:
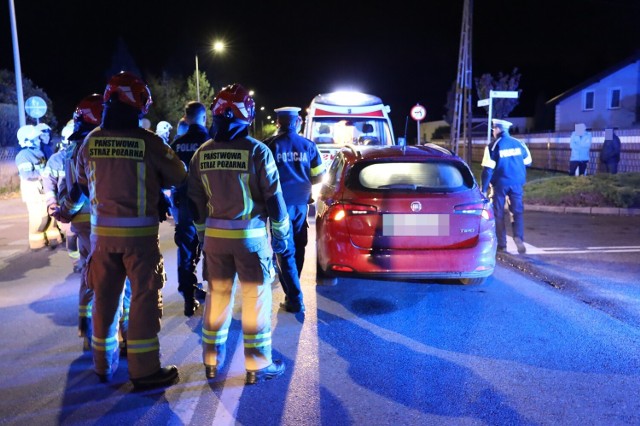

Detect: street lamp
[195, 40, 226, 102]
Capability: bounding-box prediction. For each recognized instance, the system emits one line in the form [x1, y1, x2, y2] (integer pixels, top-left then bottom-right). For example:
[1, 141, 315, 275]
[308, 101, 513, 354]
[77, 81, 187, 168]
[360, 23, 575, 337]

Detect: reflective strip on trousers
[79, 303, 92, 318]
[202, 328, 229, 345]
[244, 331, 272, 349]
[92, 334, 119, 352]
[91, 225, 159, 237]
[127, 337, 159, 354]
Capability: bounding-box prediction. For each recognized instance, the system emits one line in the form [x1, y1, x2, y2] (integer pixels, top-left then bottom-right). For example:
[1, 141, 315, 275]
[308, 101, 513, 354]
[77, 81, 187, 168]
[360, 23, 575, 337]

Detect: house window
[583, 91, 595, 111]
[608, 88, 621, 109]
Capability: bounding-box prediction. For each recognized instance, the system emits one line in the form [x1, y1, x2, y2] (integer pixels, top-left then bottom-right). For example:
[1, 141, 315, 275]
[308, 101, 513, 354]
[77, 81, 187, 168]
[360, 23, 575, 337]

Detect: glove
[158, 191, 171, 222]
[271, 236, 287, 254]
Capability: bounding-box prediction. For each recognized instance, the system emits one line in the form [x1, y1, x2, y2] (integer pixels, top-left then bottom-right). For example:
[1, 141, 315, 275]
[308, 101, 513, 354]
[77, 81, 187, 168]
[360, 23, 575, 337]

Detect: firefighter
[188, 84, 290, 384]
[43, 122, 75, 256]
[15, 125, 61, 250]
[481, 119, 532, 255]
[36, 122, 55, 160]
[54, 94, 106, 349]
[75, 72, 186, 389]
[264, 106, 325, 313]
[170, 101, 209, 316]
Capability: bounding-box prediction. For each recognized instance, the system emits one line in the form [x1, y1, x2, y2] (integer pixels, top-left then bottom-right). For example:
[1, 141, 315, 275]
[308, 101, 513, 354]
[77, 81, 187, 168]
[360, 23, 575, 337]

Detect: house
[547, 52, 640, 132]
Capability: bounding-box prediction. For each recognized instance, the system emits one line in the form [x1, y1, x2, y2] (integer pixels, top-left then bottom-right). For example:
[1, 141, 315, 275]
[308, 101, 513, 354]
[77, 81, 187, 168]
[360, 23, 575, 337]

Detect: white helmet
[17, 125, 42, 148]
[156, 120, 172, 135]
[60, 122, 74, 145]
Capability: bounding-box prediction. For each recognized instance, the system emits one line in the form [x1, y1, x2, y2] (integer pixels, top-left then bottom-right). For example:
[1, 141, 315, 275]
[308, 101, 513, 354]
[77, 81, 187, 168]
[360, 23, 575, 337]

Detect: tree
[186, 70, 215, 106]
[145, 71, 187, 130]
[474, 68, 521, 119]
[0, 69, 58, 147]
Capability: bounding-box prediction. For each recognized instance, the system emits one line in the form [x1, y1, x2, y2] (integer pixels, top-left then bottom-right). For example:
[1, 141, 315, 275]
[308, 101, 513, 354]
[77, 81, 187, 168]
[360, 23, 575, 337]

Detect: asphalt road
[0, 196, 639, 425]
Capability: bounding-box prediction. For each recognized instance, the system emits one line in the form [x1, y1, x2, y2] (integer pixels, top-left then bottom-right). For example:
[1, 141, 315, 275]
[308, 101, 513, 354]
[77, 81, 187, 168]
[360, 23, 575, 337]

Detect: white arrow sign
[477, 98, 490, 107]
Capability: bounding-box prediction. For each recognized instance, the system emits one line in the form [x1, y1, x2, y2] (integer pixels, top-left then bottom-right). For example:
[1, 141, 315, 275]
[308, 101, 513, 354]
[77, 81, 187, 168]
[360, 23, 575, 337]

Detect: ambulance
[303, 91, 396, 168]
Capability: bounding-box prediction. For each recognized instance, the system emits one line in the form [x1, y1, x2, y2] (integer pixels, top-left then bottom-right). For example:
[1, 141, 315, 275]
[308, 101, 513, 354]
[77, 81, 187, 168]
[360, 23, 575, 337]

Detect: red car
[315, 144, 496, 285]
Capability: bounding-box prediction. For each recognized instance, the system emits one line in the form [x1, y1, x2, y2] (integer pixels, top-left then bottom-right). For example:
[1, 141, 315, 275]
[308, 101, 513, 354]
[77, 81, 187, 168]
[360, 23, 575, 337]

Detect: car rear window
[349, 161, 473, 193]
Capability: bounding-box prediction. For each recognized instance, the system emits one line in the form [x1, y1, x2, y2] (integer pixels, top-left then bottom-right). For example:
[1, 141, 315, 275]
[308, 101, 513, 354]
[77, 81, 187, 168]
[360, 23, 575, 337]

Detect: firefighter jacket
[481, 132, 532, 193]
[42, 146, 69, 207]
[187, 136, 289, 248]
[76, 127, 187, 250]
[58, 140, 91, 231]
[264, 129, 325, 205]
[15, 147, 46, 182]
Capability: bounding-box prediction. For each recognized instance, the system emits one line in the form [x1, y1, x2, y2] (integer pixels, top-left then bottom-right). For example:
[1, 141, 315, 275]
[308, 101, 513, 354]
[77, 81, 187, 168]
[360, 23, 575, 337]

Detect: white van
[303, 91, 395, 167]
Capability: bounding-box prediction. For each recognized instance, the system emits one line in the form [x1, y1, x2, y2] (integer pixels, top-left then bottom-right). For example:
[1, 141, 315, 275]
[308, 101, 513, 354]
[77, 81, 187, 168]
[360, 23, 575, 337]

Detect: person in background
[173, 117, 190, 143]
[188, 84, 289, 384]
[569, 123, 592, 176]
[36, 122, 55, 160]
[171, 101, 209, 316]
[481, 119, 532, 255]
[156, 120, 173, 144]
[264, 106, 325, 312]
[75, 71, 186, 390]
[600, 128, 621, 174]
[43, 122, 75, 257]
[15, 125, 62, 250]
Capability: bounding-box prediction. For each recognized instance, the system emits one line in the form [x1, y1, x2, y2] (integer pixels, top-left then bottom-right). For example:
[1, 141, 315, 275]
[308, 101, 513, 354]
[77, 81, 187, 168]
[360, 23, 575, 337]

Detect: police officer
[188, 84, 290, 384]
[76, 72, 186, 389]
[264, 106, 325, 313]
[481, 119, 532, 255]
[171, 101, 209, 316]
[15, 125, 61, 250]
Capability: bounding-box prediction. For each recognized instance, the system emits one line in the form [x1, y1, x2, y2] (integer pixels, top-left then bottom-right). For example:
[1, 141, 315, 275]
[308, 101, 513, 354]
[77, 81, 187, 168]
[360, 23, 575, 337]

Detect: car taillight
[454, 201, 493, 220]
[327, 203, 377, 221]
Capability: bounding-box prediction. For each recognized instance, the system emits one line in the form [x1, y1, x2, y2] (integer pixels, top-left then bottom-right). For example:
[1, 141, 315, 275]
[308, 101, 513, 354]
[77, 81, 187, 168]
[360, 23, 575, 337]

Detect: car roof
[340, 144, 459, 163]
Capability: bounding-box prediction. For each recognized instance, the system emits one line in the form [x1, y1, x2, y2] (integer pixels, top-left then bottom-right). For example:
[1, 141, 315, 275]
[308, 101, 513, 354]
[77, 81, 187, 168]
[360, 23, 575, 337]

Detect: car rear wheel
[459, 277, 487, 285]
[316, 260, 338, 286]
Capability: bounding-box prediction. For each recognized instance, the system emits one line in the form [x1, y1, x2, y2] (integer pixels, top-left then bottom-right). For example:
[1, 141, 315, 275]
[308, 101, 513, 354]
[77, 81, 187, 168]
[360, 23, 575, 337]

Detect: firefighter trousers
[87, 247, 164, 379]
[202, 237, 274, 371]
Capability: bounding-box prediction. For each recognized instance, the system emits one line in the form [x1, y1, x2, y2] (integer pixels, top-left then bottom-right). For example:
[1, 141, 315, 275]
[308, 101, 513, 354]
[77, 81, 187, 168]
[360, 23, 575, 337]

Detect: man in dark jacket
[264, 106, 325, 312]
[170, 101, 209, 316]
[600, 128, 621, 174]
[481, 119, 532, 255]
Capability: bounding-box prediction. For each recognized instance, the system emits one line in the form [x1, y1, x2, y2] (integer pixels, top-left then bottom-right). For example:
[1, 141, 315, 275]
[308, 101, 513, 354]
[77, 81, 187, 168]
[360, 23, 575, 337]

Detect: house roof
[546, 51, 640, 105]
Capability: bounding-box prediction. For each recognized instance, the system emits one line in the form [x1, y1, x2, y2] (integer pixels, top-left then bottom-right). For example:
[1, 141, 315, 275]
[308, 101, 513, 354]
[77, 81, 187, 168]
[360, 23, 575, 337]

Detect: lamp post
[195, 40, 226, 102]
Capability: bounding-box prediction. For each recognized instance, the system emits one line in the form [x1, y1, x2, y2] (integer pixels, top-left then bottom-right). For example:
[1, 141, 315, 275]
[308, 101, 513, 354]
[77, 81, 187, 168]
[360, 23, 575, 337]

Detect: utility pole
[9, 0, 26, 127]
[450, 0, 473, 164]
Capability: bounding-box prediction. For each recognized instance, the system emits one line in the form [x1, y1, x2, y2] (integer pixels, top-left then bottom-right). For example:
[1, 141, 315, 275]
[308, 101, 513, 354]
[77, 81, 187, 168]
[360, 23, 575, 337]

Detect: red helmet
[210, 83, 255, 124]
[74, 94, 104, 125]
[104, 71, 152, 114]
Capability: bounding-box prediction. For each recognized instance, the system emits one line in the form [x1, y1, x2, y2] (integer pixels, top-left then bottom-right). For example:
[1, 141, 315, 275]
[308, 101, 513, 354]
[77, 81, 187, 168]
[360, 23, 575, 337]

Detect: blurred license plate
[382, 214, 449, 236]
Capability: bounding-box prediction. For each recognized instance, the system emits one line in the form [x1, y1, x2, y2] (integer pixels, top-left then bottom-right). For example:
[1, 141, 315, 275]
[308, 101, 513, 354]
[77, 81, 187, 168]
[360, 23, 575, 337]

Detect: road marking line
[507, 237, 640, 255]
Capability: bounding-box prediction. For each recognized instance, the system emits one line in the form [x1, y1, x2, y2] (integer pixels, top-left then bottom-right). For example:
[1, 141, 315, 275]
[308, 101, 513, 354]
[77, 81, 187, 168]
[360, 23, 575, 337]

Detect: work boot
[205, 364, 219, 379]
[131, 366, 179, 390]
[184, 298, 200, 317]
[245, 360, 285, 385]
[514, 237, 526, 254]
[280, 299, 305, 313]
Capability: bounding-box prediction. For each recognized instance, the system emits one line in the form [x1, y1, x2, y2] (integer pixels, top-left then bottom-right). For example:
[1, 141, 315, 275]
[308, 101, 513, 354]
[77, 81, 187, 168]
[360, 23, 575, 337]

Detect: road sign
[489, 90, 519, 99]
[477, 98, 490, 107]
[410, 104, 426, 121]
[25, 96, 47, 119]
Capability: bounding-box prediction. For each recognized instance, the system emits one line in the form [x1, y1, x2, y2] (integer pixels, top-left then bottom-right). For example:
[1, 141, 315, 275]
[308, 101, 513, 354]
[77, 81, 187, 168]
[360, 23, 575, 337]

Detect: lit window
[583, 91, 595, 111]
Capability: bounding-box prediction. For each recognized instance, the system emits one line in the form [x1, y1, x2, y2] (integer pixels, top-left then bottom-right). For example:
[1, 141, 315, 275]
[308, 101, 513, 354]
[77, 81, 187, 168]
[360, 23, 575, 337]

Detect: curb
[525, 204, 640, 216]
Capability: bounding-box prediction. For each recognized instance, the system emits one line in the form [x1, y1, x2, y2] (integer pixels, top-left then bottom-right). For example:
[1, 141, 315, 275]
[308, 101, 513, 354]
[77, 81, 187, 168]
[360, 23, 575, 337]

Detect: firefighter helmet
[210, 83, 255, 124]
[17, 125, 42, 148]
[103, 71, 152, 114]
[74, 94, 104, 125]
[156, 120, 172, 135]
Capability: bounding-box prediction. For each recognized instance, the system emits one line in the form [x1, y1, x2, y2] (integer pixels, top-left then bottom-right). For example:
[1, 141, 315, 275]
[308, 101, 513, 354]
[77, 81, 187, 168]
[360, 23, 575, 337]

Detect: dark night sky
[1, 0, 639, 135]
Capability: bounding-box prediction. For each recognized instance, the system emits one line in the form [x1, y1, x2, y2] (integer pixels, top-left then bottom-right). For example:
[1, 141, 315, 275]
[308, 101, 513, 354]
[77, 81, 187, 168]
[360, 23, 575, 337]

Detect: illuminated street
[1, 196, 639, 425]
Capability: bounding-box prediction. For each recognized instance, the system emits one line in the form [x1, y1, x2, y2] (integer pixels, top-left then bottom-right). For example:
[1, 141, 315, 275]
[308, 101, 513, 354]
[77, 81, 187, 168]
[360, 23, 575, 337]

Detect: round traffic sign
[25, 96, 47, 119]
[410, 104, 426, 121]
